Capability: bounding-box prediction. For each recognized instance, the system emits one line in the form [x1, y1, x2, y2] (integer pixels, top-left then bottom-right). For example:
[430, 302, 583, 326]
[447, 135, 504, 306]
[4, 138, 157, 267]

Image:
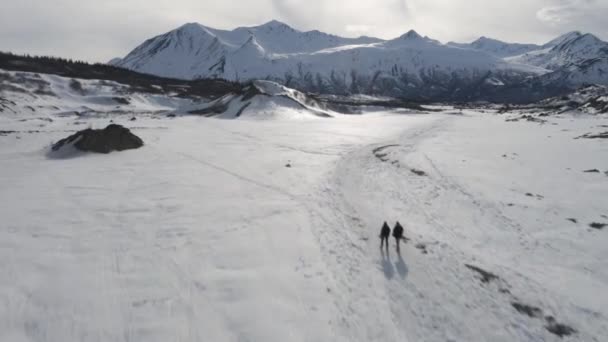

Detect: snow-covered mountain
[113, 21, 382, 80]
[453, 32, 608, 88]
[113, 21, 608, 102]
[448, 37, 541, 58]
[508, 32, 608, 70]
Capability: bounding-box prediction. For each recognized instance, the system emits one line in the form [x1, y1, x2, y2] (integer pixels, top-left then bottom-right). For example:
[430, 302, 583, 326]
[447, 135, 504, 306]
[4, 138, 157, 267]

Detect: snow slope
[448, 37, 541, 58]
[1, 105, 607, 341]
[0, 69, 334, 120]
[508, 32, 608, 71]
[0, 69, 201, 118]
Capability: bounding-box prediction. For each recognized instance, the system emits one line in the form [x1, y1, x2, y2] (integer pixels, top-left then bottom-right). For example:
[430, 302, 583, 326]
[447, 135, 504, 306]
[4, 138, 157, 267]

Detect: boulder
[52, 124, 143, 154]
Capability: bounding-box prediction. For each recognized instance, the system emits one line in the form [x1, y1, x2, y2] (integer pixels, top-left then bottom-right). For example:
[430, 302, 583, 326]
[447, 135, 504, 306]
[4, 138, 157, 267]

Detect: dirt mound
[52, 124, 143, 154]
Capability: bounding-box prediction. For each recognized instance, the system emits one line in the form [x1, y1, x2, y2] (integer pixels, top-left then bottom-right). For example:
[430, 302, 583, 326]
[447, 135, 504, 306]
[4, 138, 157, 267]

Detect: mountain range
[111, 21, 608, 103]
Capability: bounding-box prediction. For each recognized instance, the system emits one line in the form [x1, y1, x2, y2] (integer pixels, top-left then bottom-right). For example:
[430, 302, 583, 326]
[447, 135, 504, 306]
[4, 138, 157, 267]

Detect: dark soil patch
[465, 264, 499, 284]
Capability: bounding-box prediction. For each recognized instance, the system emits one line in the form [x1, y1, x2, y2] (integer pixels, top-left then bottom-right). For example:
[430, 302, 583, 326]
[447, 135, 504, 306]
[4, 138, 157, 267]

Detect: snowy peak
[509, 31, 608, 73]
[255, 19, 297, 33]
[113, 21, 608, 98]
[449, 36, 541, 58]
[551, 33, 606, 53]
[385, 30, 439, 47]
[544, 31, 583, 48]
[401, 30, 423, 40]
[235, 35, 267, 57]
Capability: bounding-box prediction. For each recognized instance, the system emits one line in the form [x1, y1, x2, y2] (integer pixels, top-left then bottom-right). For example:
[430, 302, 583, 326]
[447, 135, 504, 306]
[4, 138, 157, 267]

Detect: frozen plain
[1, 108, 607, 342]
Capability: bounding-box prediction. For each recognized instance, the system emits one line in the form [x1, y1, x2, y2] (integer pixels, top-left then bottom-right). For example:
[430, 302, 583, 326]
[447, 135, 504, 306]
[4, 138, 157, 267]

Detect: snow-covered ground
[1, 109, 607, 342]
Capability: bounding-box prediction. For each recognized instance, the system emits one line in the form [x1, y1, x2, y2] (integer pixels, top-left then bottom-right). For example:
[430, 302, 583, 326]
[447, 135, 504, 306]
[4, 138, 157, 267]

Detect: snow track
[1, 111, 607, 341]
[310, 113, 607, 341]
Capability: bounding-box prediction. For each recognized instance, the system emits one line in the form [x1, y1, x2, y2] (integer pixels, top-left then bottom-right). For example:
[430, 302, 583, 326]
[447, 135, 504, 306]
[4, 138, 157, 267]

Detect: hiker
[379, 221, 391, 250]
[393, 221, 404, 252]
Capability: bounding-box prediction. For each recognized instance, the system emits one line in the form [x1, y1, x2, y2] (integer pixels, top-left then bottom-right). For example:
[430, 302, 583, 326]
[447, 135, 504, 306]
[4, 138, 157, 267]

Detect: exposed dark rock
[410, 169, 427, 176]
[583, 169, 600, 173]
[51, 124, 143, 154]
[375, 153, 389, 161]
[372, 144, 400, 154]
[189, 101, 230, 116]
[415, 243, 428, 254]
[525, 192, 544, 199]
[465, 264, 499, 283]
[545, 317, 576, 338]
[507, 115, 547, 123]
[576, 131, 608, 139]
[113, 97, 130, 105]
[69, 79, 85, 94]
[566, 218, 578, 224]
[512, 302, 543, 318]
[373, 144, 399, 162]
[589, 222, 607, 230]
[1, 130, 40, 135]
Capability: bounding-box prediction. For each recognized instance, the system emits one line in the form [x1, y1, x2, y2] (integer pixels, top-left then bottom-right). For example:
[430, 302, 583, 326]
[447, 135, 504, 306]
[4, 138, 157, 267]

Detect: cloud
[270, 0, 411, 39]
[536, 0, 608, 37]
[537, 0, 598, 24]
[345, 25, 374, 35]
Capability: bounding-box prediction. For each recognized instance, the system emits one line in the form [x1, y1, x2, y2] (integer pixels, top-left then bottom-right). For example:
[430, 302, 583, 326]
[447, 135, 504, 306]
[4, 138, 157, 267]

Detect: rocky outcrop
[52, 124, 143, 154]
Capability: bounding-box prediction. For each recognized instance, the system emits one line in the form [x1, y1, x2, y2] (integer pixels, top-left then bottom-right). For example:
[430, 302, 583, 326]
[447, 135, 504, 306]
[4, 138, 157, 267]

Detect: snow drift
[189, 80, 333, 119]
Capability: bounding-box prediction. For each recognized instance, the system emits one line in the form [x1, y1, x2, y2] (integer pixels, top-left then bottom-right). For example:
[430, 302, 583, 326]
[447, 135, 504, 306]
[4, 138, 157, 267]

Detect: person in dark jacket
[393, 221, 404, 252]
[379, 221, 391, 250]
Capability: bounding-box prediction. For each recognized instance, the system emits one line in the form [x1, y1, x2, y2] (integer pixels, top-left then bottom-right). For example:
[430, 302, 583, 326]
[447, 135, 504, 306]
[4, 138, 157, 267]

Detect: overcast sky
[1, 0, 607, 62]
